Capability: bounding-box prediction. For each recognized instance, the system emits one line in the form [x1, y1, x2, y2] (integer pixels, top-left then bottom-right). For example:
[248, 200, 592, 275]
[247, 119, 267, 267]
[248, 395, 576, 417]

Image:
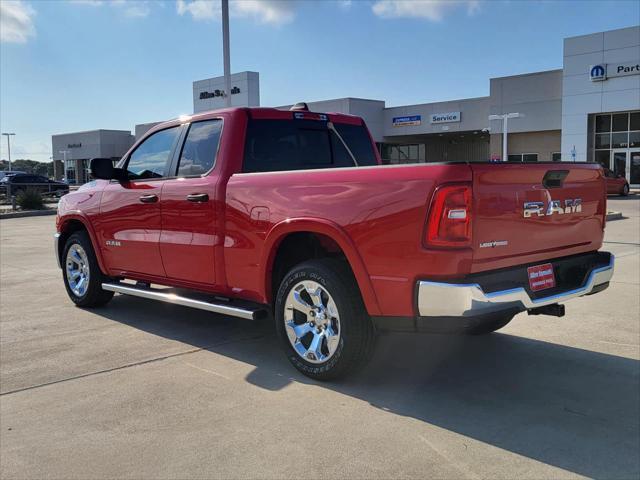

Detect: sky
[1, 0, 639, 163]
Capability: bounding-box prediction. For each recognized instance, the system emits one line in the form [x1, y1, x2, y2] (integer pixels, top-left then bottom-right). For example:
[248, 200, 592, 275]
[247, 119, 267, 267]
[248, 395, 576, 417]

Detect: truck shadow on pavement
[97, 295, 640, 479]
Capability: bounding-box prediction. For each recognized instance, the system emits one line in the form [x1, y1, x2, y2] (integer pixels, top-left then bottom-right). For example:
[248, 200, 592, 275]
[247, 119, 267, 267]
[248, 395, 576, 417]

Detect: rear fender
[261, 218, 381, 316]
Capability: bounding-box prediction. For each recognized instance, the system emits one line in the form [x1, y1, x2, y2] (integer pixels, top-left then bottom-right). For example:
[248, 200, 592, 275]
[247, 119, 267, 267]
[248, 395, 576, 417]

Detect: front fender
[261, 217, 381, 316]
[57, 212, 109, 276]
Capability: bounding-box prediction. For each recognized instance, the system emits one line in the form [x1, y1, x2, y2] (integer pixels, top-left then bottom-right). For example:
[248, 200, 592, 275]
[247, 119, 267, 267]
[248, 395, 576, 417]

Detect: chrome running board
[102, 282, 266, 320]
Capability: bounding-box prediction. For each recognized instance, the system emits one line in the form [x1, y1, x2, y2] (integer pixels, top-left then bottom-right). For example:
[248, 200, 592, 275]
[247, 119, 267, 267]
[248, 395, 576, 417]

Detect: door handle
[186, 193, 209, 202]
[139, 194, 158, 203]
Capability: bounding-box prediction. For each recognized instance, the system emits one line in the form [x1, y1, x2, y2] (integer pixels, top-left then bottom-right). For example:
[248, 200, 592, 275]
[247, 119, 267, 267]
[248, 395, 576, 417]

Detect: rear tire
[275, 259, 375, 380]
[62, 231, 114, 308]
[621, 184, 629, 196]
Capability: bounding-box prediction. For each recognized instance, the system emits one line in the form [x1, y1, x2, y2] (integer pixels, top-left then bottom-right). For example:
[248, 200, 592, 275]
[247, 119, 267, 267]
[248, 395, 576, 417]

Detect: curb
[0, 209, 57, 220]
[606, 211, 623, 221]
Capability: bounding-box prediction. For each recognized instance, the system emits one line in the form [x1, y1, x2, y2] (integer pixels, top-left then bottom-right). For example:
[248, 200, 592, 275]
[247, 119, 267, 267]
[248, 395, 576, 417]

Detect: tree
[0, 159, 54, 177]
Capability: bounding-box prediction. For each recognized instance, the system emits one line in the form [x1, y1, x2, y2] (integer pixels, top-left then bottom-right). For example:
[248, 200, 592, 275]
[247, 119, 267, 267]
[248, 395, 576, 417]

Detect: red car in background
[604, 168, 630, 196]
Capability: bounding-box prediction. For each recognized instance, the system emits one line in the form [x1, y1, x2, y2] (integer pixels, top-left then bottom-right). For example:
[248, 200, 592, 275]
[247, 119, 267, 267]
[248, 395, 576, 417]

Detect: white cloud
[123, 3, 151, 18]
[0, 1, 36, 43]
[68, 0, 105, 5]
[176, 0, 217, 20]
[372, 0, 480, 21]
[69, 0, 151, 18]
[176, 0, 296, 25]
[233, 0, 296, 25]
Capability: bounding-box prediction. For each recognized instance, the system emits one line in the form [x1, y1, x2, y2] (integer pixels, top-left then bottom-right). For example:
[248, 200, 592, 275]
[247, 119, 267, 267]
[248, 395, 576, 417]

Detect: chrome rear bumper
[417, 254, 614, 317]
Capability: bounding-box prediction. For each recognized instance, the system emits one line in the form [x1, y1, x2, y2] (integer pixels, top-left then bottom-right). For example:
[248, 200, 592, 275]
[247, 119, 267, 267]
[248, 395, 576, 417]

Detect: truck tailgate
[470, 163, 605, 273]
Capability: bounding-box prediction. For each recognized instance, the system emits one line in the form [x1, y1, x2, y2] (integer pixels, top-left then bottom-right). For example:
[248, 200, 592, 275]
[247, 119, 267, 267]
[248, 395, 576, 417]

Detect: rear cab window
[243, 115, 378, 173]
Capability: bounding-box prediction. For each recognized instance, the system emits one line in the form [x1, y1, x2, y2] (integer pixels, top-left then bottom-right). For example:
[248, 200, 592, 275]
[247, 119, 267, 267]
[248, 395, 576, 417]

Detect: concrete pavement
[1, 196, 638, 479]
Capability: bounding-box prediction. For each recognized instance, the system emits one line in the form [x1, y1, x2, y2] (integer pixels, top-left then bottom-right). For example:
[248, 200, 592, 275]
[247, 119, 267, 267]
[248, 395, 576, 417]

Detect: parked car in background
[0, 173, 69, 197]
[0, 170, 26, 181]
[603, 168, 630, 196]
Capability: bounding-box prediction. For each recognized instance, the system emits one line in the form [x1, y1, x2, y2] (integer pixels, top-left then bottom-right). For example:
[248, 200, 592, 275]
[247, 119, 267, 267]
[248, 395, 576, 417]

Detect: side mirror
[90, 158, 127, 181]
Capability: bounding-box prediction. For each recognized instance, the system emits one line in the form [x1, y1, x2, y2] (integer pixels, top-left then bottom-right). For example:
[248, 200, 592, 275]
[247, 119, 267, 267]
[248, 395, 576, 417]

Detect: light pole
[59, 150, 70, 182]
[2, 133, 16, 171]
[488, 113, 523, 161]
[221, 0, 231, 108]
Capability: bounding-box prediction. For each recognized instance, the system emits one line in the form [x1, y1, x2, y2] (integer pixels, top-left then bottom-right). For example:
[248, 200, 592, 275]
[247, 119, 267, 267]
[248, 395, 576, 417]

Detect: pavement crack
[0, 334, 269, 396]
[0, 347, 203, 396]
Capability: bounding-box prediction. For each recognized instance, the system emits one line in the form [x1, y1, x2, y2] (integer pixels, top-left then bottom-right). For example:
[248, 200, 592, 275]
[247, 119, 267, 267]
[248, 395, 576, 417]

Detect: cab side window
[126, 127, 180, 180]
[176, 120, 223, 177]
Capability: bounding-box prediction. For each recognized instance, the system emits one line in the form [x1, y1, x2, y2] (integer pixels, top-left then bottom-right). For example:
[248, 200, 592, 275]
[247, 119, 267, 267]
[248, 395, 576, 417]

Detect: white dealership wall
[193, 71, 260, 113]
[383, 97, 490, 137]
[561, 26, 640, 161]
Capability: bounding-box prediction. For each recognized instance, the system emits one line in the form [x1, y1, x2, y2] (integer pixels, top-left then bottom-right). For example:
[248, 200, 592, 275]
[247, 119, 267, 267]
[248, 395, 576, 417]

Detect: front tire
[275, 259, 375, 381]
[62, 231, 114, 308]
[621, 184, 629, 196]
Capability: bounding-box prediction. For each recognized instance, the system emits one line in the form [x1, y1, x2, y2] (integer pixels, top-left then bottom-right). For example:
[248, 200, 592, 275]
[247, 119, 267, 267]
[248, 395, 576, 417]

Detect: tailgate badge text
[523, 199, 582, 218]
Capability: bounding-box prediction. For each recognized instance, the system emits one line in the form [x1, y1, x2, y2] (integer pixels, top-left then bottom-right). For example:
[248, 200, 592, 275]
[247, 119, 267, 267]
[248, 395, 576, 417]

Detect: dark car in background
[0, 174, 69, 197]
[603, 168, 630, 196]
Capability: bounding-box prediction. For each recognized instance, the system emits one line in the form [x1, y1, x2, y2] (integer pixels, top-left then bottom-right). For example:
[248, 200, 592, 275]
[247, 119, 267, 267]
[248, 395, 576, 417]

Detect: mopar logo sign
[590, 64, 607, 81]
[392, 115, 421, 127]
[590, 62, 640, 82]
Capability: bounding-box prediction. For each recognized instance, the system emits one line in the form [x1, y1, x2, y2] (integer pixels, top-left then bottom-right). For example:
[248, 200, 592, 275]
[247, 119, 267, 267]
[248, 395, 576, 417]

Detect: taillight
[425, 184, 472, 248]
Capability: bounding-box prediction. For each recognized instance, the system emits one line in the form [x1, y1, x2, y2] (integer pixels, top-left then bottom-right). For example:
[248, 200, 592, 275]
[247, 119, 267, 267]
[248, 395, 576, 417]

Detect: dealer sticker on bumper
[527, 263, 556, 292]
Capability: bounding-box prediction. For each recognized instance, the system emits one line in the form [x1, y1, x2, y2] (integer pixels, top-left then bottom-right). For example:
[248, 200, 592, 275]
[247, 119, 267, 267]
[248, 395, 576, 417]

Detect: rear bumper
[417, 252, 614, 318]
[372, 251, 614, 334]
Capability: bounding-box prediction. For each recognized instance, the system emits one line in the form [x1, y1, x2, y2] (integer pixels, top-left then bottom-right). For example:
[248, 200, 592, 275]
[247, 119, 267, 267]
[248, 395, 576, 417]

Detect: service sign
[430, 112, 461, 124]
[392, 115, 421, 127]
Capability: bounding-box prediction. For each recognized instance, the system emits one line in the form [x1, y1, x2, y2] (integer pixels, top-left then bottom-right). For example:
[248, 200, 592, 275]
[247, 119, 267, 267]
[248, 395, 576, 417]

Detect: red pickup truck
[55, 106, 614, 379]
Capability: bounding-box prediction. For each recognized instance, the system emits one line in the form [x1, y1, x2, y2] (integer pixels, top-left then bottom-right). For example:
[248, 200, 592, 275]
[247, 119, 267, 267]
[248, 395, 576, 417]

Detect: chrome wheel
[284, 280, 341, 364]
[65, 244, 90, 297]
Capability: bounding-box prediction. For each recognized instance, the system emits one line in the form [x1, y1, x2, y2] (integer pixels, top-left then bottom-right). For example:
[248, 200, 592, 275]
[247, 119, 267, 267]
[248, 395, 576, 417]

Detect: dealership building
[53, 25, 639, 186]
[51, 130, 134, 184]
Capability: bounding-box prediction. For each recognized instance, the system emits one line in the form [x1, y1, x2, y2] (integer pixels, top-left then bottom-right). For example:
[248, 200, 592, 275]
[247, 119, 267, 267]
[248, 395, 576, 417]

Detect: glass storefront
[381, 143, 425, 164]
[593, 111, 640, 186]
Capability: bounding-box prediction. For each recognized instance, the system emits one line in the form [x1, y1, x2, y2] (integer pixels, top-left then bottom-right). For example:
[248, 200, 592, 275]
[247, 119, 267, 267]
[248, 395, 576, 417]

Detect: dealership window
[594, 150, 610, 169]
[552, 152, 561, 162]
[381, 143, 424, 164]
[507, 153, 538, 162]
[612, 113, 628, 132]
[593, 111, 640, 166]
[65, 166, 75, 183]
[595, 114, 611, 133]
